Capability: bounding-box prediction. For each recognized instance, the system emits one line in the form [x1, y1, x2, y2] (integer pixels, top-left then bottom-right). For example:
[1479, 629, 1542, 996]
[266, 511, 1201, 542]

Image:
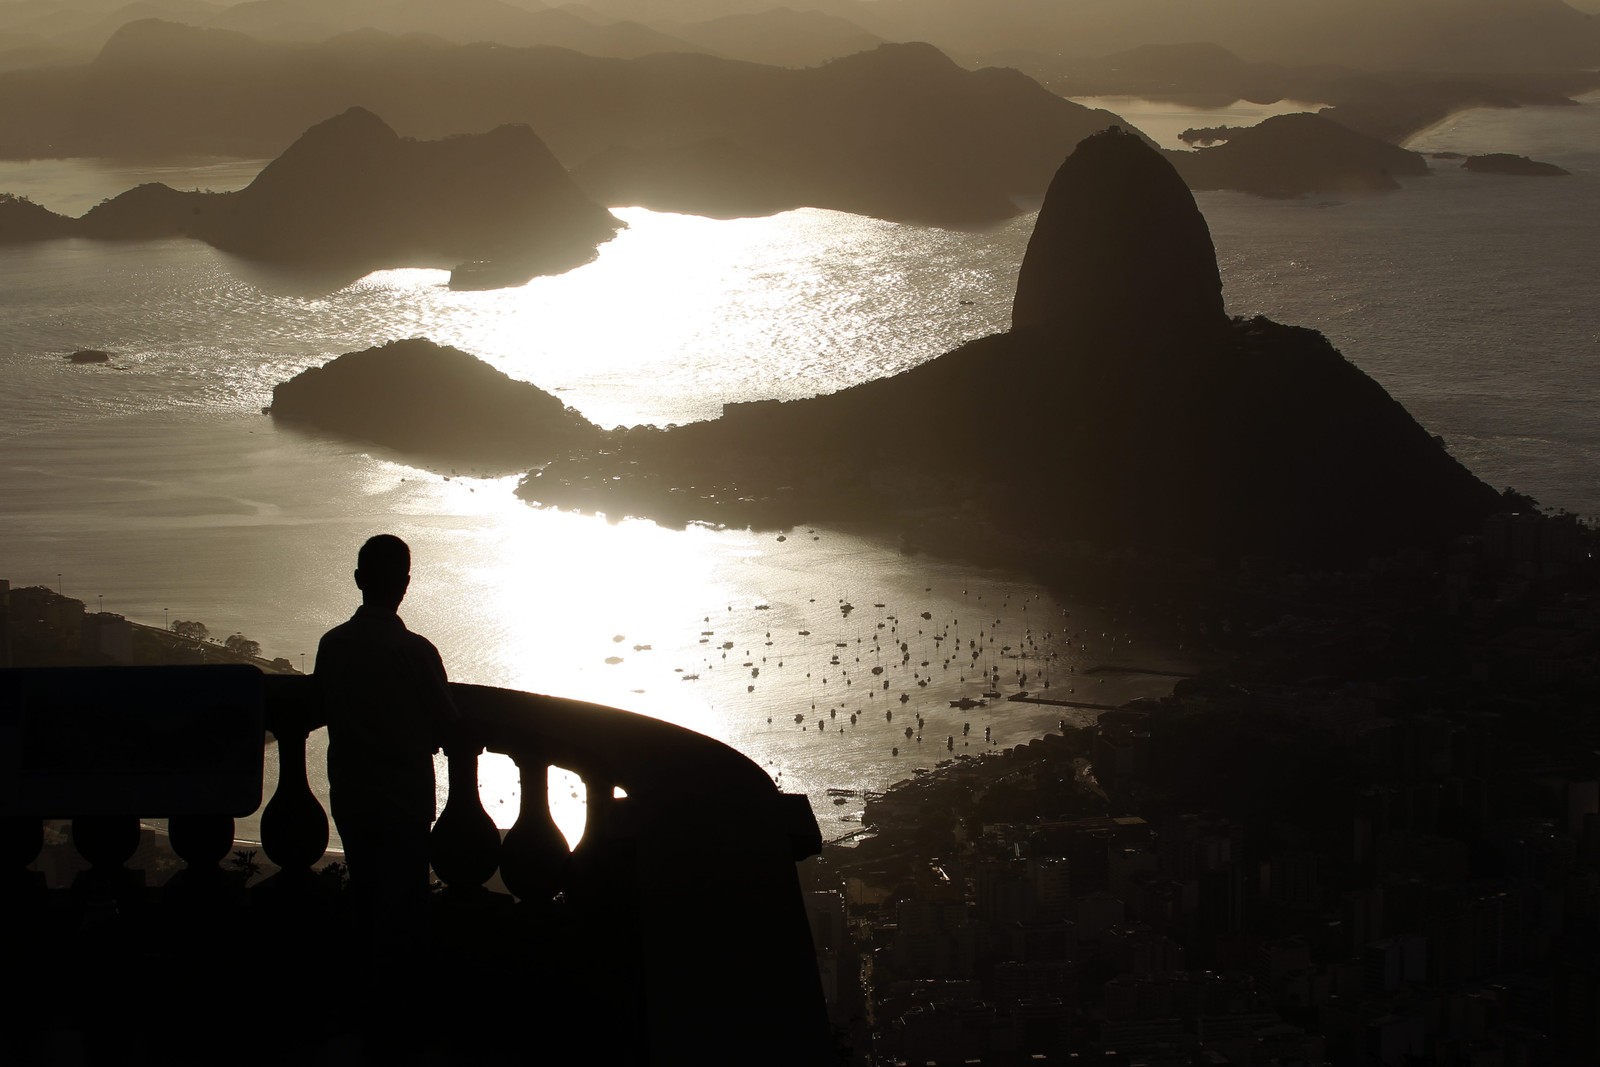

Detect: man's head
[355, 534, 410, 609]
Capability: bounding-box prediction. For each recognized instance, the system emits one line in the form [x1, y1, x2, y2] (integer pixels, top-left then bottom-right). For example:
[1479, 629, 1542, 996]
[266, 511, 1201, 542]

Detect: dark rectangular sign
[0, 665, 264, 817]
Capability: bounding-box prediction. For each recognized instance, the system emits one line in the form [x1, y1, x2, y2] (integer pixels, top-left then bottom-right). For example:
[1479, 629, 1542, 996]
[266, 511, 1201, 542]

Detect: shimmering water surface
[2, 95, 1596, 841]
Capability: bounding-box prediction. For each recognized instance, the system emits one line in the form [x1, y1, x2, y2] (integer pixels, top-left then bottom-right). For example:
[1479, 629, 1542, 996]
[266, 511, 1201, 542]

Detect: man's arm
[417, 637, 462, 748]
[312, 632, 342, 719]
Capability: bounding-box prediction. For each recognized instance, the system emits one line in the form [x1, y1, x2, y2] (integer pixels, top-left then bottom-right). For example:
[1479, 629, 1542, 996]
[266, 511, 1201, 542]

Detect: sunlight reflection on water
[418, 207, 1024, 428]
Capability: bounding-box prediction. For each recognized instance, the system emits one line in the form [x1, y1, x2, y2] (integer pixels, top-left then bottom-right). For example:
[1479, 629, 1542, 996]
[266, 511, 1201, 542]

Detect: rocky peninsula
[516, 128, 1499, 567]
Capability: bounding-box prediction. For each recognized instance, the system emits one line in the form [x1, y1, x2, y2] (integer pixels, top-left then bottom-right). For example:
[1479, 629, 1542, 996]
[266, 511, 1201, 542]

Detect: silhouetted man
[316, 534, 458, 964]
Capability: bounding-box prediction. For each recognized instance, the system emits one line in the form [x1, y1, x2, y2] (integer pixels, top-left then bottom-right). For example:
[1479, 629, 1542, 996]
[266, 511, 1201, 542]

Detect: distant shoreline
[1403, 84, 1600, 149]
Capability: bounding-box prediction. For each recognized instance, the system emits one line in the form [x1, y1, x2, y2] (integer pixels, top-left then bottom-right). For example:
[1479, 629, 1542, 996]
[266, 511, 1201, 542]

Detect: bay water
[1, 94, 1594, 843]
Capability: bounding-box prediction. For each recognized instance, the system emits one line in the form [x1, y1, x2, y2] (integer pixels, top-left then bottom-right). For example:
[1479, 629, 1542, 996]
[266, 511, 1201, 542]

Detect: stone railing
[0, 666, 833, 1064]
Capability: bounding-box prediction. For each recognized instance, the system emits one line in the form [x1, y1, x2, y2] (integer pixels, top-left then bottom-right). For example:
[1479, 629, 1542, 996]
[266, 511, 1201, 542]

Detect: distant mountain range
[3, 22, 1505, 221]
[805, 0, 1600, 75]
[0, 23, 1131, 223]
[0, 0, 883, 70]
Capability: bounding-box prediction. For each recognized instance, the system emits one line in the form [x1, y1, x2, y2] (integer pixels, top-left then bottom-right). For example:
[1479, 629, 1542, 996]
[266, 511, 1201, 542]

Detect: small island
[1171, 112, 1429, 196]
[65, 349, 113, 364]
[268, 337, 603, 470]
[1462, 152, 1570, 177]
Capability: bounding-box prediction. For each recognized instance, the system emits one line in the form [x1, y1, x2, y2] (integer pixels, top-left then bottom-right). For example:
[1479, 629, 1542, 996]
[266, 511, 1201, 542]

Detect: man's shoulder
[402, 629, 446, 667]
[317, 616, 364, 649]
[319, 616, 357, 639]
[320, 615, 439, 652]
[316, 611, 399, 660]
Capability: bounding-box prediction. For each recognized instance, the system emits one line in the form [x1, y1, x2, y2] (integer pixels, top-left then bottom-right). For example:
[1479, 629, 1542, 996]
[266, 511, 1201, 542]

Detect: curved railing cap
[264, 674, 788, 813]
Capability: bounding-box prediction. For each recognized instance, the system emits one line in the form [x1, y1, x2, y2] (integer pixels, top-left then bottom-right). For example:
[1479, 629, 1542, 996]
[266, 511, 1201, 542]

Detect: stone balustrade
[0, 666, 832, 1064]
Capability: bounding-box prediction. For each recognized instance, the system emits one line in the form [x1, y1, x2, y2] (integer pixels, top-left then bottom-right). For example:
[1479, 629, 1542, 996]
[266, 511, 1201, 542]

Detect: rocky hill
[78, 182, 224, 240]
[0, 192, 75, 241]
[0, 108, 621, 281]
[205, 107, 620, 273]
[1014, 127, 1224, 335]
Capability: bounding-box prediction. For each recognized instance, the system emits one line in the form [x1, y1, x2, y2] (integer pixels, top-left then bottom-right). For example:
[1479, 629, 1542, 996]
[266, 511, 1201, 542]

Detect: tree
[172, 620, 208, 642]
[224, 633, 261, 659]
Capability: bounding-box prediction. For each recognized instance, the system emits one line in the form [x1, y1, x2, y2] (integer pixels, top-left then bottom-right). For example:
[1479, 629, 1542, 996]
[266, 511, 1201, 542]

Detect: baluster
[569, 770, 623, 893]
[497, 747, 570, 904]
[1, 814, 43, 870]
[568, 772, 647, 1062]
[259, 722, 327, 873]
[167, 813, 235, 871]
[71, 815, 141, 870]
[0, 816, 47, 1040]
[161, 810, 242, 1046]
[430, 741, 501, 890]
[64, 814, 144, 1061]
[0, 815, 45, 896]
[581, 777, 608, 843]
[69, 814, 145, 914]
